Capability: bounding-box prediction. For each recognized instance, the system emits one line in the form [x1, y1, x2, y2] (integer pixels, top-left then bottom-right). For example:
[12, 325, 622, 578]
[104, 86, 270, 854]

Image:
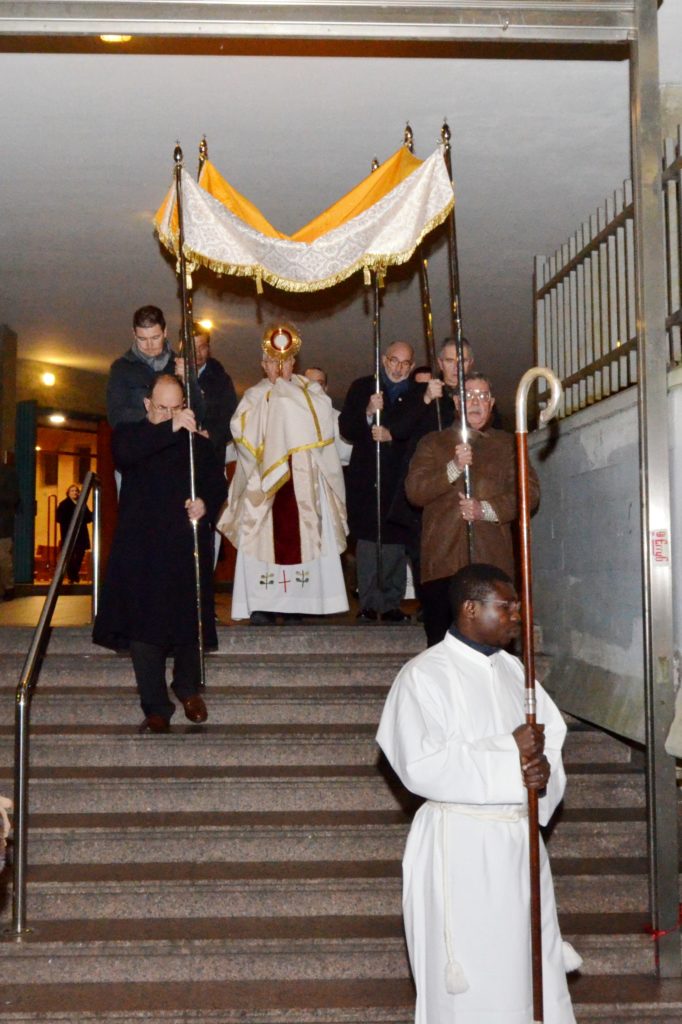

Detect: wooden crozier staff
[173, 143, 206, 690]
[403, 123, 442, 430]
[515, 366, 562, 1024]
[441, 120, 473, 560]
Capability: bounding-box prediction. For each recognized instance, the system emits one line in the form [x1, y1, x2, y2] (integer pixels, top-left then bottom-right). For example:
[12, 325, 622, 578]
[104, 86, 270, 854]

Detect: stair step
[0, 764, 644, 814]
[0, 912, 659, 984]
[20, 806, 654, 865]
[0, 624, 426, 656]
[0, 652, 407, 691]
[22, 810, 411, 864]
[0, 978, 417, 1023]
[0, 686, 389, 725]
[1, 857, 662, 920]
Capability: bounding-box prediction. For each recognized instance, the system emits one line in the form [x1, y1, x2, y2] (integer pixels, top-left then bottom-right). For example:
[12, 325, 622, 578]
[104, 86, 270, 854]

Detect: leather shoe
[356, 608, 378, 622]
[382, 608, 410, 623]
[250, 610, 276, 626]
[180, 694, 208, 724]
[140, 714, 170, 734]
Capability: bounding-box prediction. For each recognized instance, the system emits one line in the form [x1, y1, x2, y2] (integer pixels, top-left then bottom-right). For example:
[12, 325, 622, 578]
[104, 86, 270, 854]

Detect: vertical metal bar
[614, 187, 628, 390]
[624, 179, 638, 383]
[605, 194, 618, 393]
[369, 156, 383, 593]
[441, 120, 473, 561]
[91, 479, 101, 621]
[173, 145, 206, 691]
[630, 0, 681, 978]
[583, 221, 595, 406]
[575, 226, 587, 409]
[598, 203, 611, 396]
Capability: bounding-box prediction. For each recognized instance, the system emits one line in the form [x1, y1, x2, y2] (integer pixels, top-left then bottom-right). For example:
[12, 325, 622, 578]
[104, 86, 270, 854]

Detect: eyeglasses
[477, 599, 522, 614]
[385, 356, 414, 370]
[465, 389, 492, 403]
[150, 401, 184, 414]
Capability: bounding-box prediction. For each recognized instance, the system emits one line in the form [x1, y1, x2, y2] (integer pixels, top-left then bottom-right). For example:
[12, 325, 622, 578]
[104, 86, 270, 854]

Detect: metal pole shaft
[418, 257, 442, 431]
[91, 479, 101, 621]
[441, 121, 473, 560]
[630, 0, 681, 977]
[11, 695, 30, 934]
[174, 146, 206, 689]
[373, 269, 383, 593]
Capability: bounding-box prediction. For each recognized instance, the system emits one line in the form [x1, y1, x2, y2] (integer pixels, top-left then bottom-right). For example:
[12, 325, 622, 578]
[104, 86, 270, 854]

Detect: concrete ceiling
[2, 3, 681, 416]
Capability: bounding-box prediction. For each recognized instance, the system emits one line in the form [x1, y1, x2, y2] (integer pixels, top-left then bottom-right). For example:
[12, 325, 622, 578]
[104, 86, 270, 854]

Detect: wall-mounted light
[48, 414, 66, 425]
[100, 34, 132, 43]
[197, 319, 214, 331]
[41, 371, 56, 387]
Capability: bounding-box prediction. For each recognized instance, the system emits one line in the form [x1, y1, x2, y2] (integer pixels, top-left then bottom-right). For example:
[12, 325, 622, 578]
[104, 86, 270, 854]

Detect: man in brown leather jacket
[405, 372, 539, 646]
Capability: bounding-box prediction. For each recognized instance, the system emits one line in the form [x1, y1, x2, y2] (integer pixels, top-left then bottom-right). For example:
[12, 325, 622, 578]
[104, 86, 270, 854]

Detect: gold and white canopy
[155, 145, 454, 293]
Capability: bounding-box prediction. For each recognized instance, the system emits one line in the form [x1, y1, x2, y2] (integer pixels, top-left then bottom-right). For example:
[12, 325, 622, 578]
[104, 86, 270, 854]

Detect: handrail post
[9, 470, 100, 936]
[91, 478, 101, 621]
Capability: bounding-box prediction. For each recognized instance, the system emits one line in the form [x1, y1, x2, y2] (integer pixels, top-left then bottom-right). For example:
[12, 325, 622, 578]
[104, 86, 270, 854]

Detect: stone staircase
[0, 623, 681, 1022]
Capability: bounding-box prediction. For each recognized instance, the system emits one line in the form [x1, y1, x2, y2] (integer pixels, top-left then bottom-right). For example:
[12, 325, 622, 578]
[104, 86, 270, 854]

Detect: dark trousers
[129, 640, 200, 720]
[421, 576, 455, 647]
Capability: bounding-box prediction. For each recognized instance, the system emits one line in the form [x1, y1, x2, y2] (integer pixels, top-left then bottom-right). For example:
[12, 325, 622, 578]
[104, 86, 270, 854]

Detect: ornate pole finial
[371, 156, 380, 172]
[441, 120, 451, 150]
[174, 142, 183, 166]
[403, 123, 414, 153]
[199, 135, 208, 161]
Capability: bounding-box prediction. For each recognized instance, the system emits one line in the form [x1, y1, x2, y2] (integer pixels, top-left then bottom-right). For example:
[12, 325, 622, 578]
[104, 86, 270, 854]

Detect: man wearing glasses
[405, 372, 539, 646]
[339, 341, 417, 622]
[94, 375, 228, 732]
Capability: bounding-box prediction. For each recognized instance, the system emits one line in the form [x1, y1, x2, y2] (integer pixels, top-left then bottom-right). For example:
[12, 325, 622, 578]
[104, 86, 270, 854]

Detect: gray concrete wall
[529, 387, 646, 743]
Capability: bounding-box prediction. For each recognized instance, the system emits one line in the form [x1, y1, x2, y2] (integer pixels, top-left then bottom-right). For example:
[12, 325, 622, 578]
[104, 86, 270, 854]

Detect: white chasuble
[377, 634, 579, 1024]
[219, 375, 348, 618]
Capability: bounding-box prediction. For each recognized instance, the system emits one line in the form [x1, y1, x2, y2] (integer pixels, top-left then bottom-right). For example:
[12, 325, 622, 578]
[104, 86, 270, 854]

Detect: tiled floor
[0, 592, 419, 630]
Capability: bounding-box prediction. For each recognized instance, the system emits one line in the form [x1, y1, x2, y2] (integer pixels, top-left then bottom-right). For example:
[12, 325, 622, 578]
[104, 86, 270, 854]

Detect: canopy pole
[370, 155, 384, 595]
[441, 121, 473, 560]
[198, 134, 208, 181]
[173, 144, 206, 691]
[515, 367, 562, 1024]
[404, 124, 442, 430]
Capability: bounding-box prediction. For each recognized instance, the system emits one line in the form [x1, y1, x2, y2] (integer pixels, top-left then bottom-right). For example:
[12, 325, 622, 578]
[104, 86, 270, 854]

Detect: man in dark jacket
[176, 324, 238, 464]
[339, 341, 420, 623]
[93, 375, 228, 733]
[107, 305, 178, 428]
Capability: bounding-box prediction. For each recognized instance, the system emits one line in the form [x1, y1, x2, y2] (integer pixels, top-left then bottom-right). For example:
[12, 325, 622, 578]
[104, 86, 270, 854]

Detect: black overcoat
[93, 419, 228, 651]
[338, 374, 421, 544]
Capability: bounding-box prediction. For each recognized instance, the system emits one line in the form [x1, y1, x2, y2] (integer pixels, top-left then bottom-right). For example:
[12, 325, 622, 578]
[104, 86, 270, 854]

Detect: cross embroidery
[296, 570, 310, 588]
[279, 570, 291, 593]
[259, 571, 275, 590]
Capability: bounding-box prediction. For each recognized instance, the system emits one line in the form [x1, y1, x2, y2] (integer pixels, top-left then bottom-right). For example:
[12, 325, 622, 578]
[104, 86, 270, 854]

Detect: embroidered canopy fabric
[154, 146, 454, 293]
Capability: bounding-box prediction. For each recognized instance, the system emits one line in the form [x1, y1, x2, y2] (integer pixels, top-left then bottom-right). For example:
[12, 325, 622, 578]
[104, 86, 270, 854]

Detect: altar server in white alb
[377, 562, 580, 1024]
[218, 324, 348, 624]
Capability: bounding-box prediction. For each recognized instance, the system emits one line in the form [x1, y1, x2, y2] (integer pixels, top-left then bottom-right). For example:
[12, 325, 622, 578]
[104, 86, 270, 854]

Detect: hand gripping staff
[515, 367, 562, 1024]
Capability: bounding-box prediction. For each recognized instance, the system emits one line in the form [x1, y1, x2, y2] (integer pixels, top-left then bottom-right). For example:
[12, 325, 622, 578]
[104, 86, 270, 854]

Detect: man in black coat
[56, 484, 92, 583]
[339, 340, 421, 622]
[93, 375, 228, 733]
[176, 324, 238, 464]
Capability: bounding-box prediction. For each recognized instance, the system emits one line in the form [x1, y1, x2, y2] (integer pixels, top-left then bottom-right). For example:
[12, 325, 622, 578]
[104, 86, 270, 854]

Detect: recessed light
[41, 371, 56, 387]
[100, 34, 132, 43]
[48, 414, 66, 425]
[35, 445, 42, 452]
[197, 319, 214, 331]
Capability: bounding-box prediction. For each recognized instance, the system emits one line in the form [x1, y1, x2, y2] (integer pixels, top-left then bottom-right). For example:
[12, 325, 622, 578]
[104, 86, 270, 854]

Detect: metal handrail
[10, 470, 101, 935]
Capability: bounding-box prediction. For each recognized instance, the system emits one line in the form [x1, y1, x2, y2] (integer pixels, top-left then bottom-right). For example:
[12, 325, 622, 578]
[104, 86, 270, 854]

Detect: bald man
[339, 341, 418, 622]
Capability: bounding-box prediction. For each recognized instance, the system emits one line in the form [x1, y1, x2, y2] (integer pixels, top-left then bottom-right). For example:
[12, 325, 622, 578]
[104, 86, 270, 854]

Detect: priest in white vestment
[377, 562, 580, 1024]
[218, 325, 348, 622]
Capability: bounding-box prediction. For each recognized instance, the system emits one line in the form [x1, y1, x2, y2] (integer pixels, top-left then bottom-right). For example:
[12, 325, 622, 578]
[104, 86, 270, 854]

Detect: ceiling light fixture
[48, 414, 66, 425]
[41, 371, 56, 387]
[197, 318, 214, 331]
[99, 34, 132, 43]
